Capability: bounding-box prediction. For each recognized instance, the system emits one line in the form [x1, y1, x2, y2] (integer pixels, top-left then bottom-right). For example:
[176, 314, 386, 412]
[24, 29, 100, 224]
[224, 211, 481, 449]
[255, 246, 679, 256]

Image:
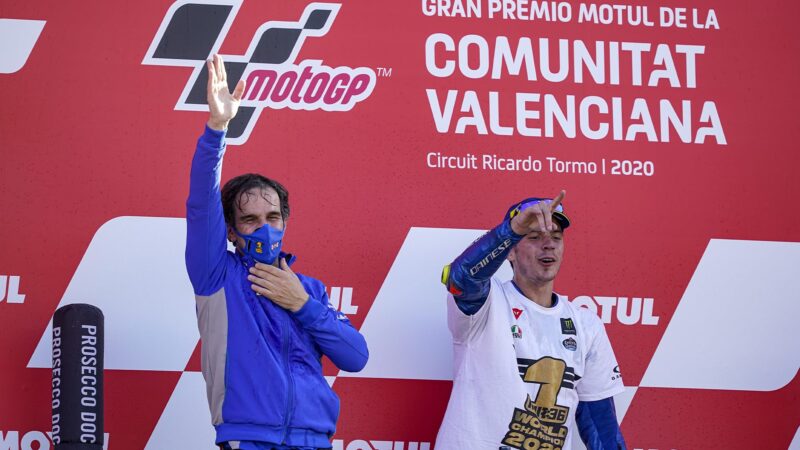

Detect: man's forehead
[244, 186, 278, 197]
[236, 187, 280, 210]
[527, 225, 564, 236]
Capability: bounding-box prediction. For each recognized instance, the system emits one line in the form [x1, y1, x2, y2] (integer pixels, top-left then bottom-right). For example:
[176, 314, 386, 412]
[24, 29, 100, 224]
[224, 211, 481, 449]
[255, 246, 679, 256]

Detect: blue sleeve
[185, 125, 229, 296]
[576, 397, 627, 450]
[292, 284, 369, 372]
[441, 219, 523, 315]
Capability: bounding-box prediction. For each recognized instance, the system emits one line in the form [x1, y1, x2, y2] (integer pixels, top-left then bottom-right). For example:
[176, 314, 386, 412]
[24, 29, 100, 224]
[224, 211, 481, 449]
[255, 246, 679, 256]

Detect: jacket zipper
[280, 312, 295, 444]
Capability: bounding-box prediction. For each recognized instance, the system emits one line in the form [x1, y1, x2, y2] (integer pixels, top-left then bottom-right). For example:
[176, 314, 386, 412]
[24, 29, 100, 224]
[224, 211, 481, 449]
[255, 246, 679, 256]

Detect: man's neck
[512, 275, 555, 308]
[236, 248, 280, 267]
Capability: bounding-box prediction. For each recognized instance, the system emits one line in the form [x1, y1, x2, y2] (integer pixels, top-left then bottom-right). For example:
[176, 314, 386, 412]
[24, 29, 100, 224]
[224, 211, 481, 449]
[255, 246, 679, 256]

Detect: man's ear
[507, 247, 517, 264]
[227, 225, 237, 244]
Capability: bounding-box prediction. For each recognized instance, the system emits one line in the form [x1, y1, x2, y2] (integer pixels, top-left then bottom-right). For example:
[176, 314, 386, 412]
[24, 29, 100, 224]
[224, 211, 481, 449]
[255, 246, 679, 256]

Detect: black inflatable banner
[52, 304, 104, 450]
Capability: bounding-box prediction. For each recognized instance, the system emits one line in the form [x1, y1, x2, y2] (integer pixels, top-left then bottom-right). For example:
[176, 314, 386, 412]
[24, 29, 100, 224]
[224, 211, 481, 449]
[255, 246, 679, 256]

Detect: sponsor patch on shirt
[512, 308, 523, 320]
[560, 317, 577, 335]
[511, 325, 523, 339]
[562, 337, 577, 351]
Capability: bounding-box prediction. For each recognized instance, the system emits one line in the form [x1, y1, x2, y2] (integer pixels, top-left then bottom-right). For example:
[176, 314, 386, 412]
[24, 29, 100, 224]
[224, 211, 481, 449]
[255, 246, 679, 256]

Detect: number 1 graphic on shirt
[523, 357, 566, 408]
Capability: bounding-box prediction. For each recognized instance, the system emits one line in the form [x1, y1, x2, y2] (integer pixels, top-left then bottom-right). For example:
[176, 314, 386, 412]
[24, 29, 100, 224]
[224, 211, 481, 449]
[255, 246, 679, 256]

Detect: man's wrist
[293, 294, 326, 326]
[289, 293, 310, 313]
[509, 217, 526, 237]
[206, 118, 229, 131]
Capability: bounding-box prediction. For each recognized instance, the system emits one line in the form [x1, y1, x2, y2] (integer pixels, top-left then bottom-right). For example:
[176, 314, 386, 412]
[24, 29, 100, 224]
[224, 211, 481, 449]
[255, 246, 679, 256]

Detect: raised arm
[185, 55, 247, 295]
[441, 191, 566, 315]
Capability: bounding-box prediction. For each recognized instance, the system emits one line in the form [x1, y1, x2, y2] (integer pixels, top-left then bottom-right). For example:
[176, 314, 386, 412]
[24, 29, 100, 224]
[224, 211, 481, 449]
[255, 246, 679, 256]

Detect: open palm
[206, 54, 246, 131]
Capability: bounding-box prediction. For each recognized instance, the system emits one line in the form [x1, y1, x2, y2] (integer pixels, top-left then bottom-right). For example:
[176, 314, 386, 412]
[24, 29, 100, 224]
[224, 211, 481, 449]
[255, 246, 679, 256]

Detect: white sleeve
[446, 278, 501, 343]
[576, 310, 625, 401]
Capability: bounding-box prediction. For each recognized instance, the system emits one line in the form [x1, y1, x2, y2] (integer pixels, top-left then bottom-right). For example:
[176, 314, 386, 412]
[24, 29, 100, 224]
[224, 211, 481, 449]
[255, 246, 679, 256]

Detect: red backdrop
[1, 1, 798, 449]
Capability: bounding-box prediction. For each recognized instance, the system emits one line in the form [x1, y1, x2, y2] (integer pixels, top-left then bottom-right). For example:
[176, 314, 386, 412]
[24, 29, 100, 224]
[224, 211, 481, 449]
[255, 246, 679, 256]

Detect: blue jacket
[185, 126, 369, 446]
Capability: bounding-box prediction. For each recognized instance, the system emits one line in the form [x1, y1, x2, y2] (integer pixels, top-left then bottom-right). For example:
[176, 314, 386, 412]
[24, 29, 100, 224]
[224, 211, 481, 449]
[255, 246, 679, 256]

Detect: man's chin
[536, 267, 560, 281]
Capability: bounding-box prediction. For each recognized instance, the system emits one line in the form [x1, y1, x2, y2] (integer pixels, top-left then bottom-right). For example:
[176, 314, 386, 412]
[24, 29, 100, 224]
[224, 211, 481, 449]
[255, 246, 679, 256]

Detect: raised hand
[510, 190, 566, 235]
[206, 54, 246, 131]
[247, 258, 310, 312]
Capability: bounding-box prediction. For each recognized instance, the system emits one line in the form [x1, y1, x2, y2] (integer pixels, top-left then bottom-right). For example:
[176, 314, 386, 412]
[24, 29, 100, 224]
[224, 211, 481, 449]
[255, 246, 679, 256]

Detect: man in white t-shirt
[436, 191, 627, 450]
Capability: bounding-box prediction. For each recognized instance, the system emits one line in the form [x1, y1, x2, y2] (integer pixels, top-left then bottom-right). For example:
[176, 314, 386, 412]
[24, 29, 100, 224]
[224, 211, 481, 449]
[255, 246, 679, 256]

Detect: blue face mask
[234, 223, 285, 265]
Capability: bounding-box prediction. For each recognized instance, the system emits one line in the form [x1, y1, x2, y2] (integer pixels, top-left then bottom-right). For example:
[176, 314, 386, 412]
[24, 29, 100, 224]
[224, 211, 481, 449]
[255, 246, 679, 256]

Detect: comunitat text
[423, 33, 726, 145]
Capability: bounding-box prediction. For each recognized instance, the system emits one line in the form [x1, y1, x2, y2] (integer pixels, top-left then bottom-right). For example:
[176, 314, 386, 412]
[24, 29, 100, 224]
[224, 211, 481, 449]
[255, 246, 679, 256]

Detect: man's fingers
[527, 207, 547, 232]
[542, 205, 554, 231]
[232, 79, 246, 101]
[547, 190, 565, 231]
[213, 54, 224, 82]
[248, 273, 276, 288]
[218, 54, 227, 82]
[550, 190, 566, 210]
[216, 54, 226, 82]
[253, 262, 280, 273]
[206, 59, 216, 88]
[250, 263, 283, 279]
[250, 283, 274, 297]
[212, 55, 221, 81]
[279, 258, 298, 275]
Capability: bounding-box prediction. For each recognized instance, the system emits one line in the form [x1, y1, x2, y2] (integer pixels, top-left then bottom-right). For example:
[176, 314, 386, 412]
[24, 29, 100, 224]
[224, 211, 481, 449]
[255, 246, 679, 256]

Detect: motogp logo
[143, 1, 376, 144]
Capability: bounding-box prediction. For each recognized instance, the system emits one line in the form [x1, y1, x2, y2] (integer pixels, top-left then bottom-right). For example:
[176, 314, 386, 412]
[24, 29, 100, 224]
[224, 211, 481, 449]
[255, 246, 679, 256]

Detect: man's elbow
[337, 344, 369, 373]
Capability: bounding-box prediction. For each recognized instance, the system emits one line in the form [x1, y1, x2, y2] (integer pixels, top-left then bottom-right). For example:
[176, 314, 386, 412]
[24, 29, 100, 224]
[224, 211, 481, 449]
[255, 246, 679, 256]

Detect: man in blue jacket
[185, 54, 369, 450]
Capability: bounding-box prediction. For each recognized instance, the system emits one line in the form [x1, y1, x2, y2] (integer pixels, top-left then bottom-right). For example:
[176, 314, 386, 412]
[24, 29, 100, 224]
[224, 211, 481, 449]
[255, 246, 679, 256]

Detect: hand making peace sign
[510, 190, 566, 235]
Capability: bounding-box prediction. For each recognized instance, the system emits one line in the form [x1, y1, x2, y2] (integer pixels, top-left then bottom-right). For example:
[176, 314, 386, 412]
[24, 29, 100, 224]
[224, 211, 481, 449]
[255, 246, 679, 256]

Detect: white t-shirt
[435, 278, 625, 450]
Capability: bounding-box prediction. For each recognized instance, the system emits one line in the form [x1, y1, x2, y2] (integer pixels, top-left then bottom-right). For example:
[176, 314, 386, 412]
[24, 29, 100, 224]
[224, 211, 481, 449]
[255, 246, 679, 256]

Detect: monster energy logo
[560, 318, 576, 335]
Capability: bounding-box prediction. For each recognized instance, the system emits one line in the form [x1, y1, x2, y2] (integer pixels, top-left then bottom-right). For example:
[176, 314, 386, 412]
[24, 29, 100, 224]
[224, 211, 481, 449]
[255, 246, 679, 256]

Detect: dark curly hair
[221, 173, 290, 226]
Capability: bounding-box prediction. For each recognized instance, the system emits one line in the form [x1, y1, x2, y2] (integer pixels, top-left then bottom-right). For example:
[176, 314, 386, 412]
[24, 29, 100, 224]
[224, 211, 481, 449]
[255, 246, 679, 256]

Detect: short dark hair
[221, 173, 290, 226]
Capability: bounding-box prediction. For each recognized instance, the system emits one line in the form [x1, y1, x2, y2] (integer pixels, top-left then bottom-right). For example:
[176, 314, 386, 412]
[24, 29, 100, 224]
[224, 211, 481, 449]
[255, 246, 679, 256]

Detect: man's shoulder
[188, 249, 241, 296]
[470, 277, 511, 309]
[489, 277, 511, 296]
[560, 296, 604, 328]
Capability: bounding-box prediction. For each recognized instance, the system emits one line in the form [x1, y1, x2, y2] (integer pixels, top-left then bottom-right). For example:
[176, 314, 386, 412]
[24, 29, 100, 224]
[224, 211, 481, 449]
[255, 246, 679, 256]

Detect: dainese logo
[143, 1, 377, 145]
